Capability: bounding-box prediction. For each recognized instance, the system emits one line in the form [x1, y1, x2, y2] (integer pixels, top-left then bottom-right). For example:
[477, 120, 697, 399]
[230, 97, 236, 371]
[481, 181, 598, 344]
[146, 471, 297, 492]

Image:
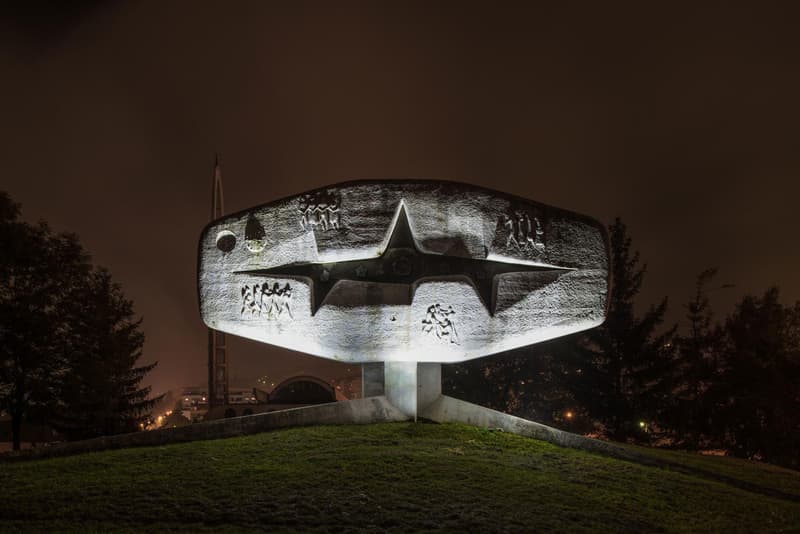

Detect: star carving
[238, 204, 567, 316]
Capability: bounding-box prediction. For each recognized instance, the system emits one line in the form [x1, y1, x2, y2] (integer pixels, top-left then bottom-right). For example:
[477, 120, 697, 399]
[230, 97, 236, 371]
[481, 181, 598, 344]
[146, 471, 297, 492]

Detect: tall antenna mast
[208, 154, 229, 409]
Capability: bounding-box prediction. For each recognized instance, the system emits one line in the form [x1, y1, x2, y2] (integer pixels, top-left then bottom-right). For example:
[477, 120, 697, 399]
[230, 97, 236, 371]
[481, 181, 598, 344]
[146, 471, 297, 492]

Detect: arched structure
[269, 375, 336, 405]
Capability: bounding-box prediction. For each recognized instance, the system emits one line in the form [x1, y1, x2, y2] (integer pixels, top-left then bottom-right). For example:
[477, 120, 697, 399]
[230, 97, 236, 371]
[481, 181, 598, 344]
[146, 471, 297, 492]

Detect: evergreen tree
[560, 218, 675, 441]
[443, 345, 572, 426]
[446, 218, 676, 440]
[0, 192, 90, 450]
[717, 288, 800, 468]
[667, 269, 729, 449]
[0, 191, 160, 447]
[53, 268, 161, 439]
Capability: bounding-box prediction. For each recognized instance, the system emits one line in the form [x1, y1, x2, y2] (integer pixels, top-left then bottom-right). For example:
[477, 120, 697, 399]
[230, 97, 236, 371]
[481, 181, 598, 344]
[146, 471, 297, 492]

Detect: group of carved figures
[504, 211, 544, 251]
[422, 304, 459, 345]
[241, 282, 293, 319]
[299, 192, 340, 232]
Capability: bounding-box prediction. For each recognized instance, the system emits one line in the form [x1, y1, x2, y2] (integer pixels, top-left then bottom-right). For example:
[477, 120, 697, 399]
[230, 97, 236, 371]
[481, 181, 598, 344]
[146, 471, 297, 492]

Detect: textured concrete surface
[383, 362, 419, 418]
[361, 362, 385, 398]
[380, 362, 442, 419]
[417, 363, 442, 413]
[198, 180, 609, 364]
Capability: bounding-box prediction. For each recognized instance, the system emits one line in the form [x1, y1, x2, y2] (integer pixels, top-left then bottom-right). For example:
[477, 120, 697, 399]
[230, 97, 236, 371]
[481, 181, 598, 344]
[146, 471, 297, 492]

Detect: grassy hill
[1, 422, 798, 532]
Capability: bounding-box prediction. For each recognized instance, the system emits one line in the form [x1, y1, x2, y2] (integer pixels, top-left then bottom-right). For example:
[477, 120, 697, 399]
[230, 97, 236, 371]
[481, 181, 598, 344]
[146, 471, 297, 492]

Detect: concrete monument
[198, 180, 608, 424]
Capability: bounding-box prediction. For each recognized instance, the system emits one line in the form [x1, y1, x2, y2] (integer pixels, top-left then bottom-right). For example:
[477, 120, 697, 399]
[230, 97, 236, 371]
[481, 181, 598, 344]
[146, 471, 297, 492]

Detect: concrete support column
[383, 362, 442, 420]
[361, 362, 385, 398]
[384, 362, 418, 419]
[417, 362, 441, 410]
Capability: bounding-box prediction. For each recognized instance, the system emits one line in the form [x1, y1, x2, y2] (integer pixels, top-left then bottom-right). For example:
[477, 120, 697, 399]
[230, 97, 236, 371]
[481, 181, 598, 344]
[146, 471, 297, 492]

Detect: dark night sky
[2, 1, 799, 396]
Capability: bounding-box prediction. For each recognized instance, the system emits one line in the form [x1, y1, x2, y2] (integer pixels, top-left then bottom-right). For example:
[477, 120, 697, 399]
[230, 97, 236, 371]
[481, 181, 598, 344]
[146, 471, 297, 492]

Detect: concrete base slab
[420, 395, 655, 463]
[4, 393, 645, 468]
[2, 397, 410, 462]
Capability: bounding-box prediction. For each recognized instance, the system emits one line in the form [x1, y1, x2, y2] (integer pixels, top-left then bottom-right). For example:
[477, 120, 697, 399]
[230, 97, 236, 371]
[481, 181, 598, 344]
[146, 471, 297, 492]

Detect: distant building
[168, 376, 339, 421]
[228, 388, 258, 404]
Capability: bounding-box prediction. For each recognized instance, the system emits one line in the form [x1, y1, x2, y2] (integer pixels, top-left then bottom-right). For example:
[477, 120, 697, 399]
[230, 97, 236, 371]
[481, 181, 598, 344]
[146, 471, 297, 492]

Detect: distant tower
[208, 155, 229, 408]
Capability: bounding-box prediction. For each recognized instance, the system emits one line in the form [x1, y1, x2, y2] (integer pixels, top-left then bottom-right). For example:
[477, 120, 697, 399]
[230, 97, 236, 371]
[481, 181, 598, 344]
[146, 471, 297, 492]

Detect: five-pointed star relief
[238, 204, 568, 315]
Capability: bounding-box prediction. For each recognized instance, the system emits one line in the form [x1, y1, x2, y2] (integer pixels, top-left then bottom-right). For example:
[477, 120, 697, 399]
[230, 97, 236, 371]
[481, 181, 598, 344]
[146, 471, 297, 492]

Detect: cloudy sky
[2, 1, 799, 395]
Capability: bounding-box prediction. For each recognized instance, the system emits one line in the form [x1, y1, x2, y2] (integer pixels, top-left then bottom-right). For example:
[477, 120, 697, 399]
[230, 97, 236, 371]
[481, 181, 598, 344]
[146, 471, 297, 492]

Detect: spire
[211, 154, 224, 220]
[208, 154, 229, 410]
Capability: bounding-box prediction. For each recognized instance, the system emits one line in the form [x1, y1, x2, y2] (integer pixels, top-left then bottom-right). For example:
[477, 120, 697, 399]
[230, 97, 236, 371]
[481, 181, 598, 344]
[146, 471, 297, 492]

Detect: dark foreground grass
[1, 423, 798, 533]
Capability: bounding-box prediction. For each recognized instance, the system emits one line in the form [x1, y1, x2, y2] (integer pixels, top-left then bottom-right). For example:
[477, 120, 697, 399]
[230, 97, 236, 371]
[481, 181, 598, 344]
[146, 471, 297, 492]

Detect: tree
[0, 191, 159, 448]
[443, 342, 584, 431]
[446, 218, 675, 440]
[666, 269, 729, 449]
[0, 193, 91, 450]
[53, 269, 161, 440]
[558, 218, 675, 441]
[717, 288, 800, 468]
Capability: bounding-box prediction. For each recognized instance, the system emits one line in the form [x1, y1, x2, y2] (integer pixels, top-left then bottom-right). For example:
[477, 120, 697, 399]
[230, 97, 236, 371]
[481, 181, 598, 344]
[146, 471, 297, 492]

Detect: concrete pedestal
[362, 362, 441, 420]
[361, 362, 385, 398]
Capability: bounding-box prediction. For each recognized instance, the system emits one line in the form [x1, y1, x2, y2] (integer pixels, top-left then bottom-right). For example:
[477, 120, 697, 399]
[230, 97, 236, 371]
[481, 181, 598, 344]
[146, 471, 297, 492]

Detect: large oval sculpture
[198, 180, 609, 364]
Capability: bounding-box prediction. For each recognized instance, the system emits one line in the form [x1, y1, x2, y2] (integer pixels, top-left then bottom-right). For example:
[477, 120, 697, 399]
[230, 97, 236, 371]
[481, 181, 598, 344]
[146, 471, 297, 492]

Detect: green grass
[1, 423, 798, 532]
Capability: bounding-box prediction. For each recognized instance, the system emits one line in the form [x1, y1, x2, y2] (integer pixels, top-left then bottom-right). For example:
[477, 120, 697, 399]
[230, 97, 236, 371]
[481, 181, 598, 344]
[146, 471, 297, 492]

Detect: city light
[565, 411, 574, 420]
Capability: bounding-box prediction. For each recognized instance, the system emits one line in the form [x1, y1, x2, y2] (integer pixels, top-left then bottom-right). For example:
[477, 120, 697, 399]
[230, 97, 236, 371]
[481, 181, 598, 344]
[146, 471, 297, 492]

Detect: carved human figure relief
[276, 283, 294, 318]
[421, 304, 459, 345]
[299, 191, 341, 232]
[241, 282, 294, 319]
[503, 211, 545, 252]
[327, 199, 340, 230]
[504, 215, 518, 248]
[241, 284, 258, 315]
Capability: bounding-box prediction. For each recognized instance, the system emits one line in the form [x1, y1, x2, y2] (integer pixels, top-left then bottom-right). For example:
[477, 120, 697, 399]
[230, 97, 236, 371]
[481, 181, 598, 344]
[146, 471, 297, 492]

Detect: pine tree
[442, 343, 578, 429]
[446, 218, 675, 439]
[560, 218, 675, 441]
[717, 288, 800, 468]
[54, 268, 161, 439]
[1, 191, 160, 447]
[667, 269, 728, 448]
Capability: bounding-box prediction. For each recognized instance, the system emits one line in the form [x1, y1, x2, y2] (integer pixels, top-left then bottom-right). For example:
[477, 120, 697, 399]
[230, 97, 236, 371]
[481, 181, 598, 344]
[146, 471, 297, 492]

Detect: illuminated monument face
[198, 180, 609, 418]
